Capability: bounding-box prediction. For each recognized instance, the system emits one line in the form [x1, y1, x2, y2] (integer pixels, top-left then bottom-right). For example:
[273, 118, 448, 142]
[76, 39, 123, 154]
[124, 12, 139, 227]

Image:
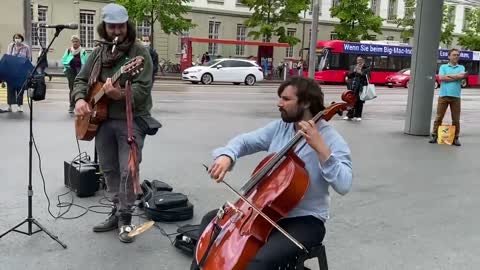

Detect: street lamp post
[24, 0, 32, 46]
[308, 0, 320, 78]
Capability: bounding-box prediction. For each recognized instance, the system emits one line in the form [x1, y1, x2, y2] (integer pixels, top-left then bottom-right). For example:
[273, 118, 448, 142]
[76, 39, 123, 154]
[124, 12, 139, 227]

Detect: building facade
[0, 0, 473, 68]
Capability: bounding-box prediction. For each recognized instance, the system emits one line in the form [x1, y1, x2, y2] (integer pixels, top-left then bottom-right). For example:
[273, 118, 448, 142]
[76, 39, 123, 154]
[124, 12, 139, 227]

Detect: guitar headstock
[121, 56, 145, 77]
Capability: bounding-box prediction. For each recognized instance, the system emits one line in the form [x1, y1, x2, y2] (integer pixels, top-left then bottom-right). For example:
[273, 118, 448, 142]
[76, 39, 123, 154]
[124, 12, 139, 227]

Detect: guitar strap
[125, 80, 142, 195]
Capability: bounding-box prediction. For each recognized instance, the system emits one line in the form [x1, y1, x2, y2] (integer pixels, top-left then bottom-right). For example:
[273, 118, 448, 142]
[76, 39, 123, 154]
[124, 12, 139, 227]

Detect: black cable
[30, 113, 189, 243]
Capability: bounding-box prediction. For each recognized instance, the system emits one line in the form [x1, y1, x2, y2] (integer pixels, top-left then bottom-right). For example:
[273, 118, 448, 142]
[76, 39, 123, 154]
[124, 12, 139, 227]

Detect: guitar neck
[93, 69, 123, 104]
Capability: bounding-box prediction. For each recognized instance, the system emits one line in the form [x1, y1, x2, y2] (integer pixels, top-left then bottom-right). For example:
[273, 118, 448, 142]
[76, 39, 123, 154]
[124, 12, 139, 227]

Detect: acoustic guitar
[75, 56, 144, 141]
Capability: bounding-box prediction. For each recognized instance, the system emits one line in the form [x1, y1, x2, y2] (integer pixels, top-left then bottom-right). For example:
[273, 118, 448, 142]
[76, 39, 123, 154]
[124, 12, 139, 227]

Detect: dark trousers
[65, 68, 78, 109]
[95, 119, 146, 214]
[347, 87, 364, 118]
[432, 96, 461, 138]
[7, 85, 24, 106]
[191, 210, 326, 270]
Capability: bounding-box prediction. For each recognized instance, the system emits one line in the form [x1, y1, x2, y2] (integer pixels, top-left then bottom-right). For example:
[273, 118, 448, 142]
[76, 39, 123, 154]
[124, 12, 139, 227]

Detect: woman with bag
[344, 55, 370, 121]
[61, 35, 88, 113]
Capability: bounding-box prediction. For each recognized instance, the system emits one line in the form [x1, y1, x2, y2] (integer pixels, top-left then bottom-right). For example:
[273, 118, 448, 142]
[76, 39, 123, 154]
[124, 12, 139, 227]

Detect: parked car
[182, 58, 264, 86]
[385, 68, 441, 89]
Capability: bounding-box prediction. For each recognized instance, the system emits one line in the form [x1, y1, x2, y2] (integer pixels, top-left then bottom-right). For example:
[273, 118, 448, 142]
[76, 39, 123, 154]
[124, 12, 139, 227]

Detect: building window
[208, 21, 221, 55]
[332, 0, 340, 8]
[236, 24, 246, 56]
[31, 5, 48, 47]
[286, 28, 296, 58]
[463, 8, 471, 31]
[330, 32, 338, 40]
[136, 19, 151, 39]
[447, 5, 456, 25]
[80, 10, 95, 48]
[370, 0, 378, 15]
[387, 0, 397, 21]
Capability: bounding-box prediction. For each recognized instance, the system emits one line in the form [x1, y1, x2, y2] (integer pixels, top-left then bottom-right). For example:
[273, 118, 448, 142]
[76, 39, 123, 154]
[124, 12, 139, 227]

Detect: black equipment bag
[154, 192, 189, 210]
[140, 179, 194, 222]
[173, 224, 201, 256]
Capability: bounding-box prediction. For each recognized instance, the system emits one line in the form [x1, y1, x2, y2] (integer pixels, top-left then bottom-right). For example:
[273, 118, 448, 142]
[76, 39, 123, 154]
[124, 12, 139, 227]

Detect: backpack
[139, 179, 194, 222]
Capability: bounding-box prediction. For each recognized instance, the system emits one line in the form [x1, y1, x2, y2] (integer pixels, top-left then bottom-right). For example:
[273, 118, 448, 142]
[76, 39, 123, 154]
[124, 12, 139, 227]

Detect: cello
[195, 90, 356, 270]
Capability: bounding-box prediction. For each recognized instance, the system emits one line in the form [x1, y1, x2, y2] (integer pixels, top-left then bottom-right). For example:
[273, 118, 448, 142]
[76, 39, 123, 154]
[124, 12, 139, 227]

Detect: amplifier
[64, 160, 101, 197]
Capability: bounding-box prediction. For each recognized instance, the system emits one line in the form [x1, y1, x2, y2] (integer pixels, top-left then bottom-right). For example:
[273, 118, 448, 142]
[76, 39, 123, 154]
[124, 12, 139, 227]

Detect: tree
[330, 0, 384, 42]
[458, 8, 480, 50]
[116, 0, 195, 49]
[240, 0, 310, 45]
[440, 4, 456, 48]
[396, 0, 415, 42]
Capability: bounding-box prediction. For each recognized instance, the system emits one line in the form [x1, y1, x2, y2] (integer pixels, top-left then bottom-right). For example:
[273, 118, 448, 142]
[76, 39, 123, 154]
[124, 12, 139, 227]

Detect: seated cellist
[191, 76, 353, 270]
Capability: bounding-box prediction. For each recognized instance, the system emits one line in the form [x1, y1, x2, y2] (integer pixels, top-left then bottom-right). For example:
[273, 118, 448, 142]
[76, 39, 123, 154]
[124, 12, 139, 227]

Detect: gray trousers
[95, 119, 146, 215]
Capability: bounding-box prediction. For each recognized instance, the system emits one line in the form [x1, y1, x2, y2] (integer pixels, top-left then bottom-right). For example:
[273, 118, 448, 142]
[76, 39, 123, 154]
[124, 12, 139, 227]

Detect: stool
[296, 244, 328, 270]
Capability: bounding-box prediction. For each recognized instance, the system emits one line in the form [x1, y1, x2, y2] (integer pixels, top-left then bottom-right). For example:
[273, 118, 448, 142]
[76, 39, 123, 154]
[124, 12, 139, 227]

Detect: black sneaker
[118, 213, 135, 243]
[453, 138, 461, 146]
[118, 225, 135, 243]
[93, 208, 118, 232]
[428, 135, 437, 144]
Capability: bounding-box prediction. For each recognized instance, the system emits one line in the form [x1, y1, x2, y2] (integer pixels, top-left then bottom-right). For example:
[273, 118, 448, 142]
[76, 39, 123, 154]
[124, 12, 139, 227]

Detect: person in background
[141, 35, 158, 82]
[5, 33, 31, 112]
[344, 55, 370, 121]
[429, 48, 466, 146]
[201, 52, 210, 64]
[62, 35, 88, 114]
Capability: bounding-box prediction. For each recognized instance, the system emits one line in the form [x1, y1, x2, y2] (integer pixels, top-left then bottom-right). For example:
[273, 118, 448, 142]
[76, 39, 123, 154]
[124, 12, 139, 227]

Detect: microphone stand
[0, 26, 67, 249]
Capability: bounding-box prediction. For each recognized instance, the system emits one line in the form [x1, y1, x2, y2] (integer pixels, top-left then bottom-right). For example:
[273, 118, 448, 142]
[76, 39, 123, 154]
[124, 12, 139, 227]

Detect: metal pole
[404, 0, 444, 135]
[24, 0, 32, 46]
[308, 0, 319, 79]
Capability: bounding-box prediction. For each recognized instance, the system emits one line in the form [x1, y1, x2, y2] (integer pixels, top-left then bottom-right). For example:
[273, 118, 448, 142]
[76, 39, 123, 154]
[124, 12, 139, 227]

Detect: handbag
[360, 76, 377, 101]
[437, 124, 456, 145]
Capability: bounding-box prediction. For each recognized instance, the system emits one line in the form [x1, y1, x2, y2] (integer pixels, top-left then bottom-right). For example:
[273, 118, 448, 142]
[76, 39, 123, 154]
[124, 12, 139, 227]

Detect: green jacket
[71, 41, 154, 119]
[61, 48, 89, 71]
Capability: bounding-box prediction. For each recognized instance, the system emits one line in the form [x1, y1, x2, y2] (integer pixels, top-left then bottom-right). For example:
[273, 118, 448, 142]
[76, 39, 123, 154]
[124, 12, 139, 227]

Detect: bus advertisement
[310, 40, 480, 88]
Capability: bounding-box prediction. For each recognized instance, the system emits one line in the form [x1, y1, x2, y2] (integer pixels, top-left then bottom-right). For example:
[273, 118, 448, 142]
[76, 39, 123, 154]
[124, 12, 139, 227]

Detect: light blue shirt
[439, 63, 465, 98]
[212, 119, 353, 222]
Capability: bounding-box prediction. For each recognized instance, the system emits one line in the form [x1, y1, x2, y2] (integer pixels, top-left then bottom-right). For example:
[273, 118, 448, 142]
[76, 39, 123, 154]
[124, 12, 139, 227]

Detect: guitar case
[139, 179, 194, 222]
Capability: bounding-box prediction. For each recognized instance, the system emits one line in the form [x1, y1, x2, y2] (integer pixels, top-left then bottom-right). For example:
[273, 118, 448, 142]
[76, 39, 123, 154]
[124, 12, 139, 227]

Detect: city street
[1, 80, 479, 270]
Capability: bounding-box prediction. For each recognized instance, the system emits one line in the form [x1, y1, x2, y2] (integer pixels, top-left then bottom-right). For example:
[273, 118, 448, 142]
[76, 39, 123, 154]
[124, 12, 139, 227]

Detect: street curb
[46, 72, 285, 85]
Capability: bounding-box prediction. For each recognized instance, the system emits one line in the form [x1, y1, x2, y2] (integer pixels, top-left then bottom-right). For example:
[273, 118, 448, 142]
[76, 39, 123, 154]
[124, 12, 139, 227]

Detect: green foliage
[240, 0, 310, 45]
[395, 0, 415, 41]
[330, 0, 383, 42]
[440, 5, 455, 47]
[116, 0, 195, 37]
[458, 8, 480, 50]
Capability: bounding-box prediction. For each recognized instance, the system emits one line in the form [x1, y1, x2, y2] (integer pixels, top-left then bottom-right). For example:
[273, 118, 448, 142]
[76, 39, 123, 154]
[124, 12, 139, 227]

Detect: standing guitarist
[72, 3, 156, 243]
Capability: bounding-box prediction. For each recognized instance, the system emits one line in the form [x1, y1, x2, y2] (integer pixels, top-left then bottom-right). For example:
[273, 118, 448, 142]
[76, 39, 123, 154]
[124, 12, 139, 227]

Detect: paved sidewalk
[0, 84, 479, 270]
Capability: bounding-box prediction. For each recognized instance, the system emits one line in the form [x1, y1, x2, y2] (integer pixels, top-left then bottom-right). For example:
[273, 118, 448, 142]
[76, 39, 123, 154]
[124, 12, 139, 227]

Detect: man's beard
[280, 107, 304, 123]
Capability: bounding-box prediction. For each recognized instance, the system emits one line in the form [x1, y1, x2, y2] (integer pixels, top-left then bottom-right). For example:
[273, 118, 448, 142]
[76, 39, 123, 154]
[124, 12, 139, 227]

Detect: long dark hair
[277, 76, 325, 116]
[96, 21, 137, 43]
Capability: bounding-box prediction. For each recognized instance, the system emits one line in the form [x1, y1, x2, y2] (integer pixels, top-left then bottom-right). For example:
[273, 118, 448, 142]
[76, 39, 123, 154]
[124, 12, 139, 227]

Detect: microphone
[39, 23, 78, 30]
[112, 36, 119, 53]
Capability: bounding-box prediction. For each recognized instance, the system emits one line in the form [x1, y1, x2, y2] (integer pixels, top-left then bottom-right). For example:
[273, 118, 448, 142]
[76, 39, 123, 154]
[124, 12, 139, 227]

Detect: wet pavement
[1, 80, 479, 270]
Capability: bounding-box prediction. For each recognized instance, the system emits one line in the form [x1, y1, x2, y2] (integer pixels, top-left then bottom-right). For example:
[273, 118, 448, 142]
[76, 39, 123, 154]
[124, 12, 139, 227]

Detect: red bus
[309, 40, 480, 87]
